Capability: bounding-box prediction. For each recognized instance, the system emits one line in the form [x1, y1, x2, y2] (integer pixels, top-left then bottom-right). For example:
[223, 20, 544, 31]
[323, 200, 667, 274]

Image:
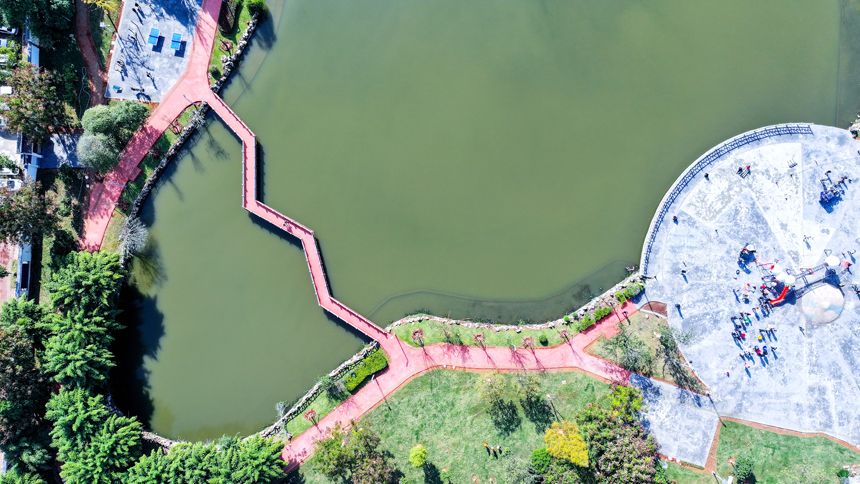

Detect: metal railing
[641, 124, 814, 273]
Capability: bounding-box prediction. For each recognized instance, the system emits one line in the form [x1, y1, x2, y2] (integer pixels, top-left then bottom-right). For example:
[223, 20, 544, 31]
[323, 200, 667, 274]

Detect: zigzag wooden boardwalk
[79, 0, 636, 471]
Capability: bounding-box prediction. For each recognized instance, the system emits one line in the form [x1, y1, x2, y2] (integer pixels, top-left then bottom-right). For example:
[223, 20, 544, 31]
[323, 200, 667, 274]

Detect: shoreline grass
[391, 319, 576, 349]
[209, 0, 254, 83]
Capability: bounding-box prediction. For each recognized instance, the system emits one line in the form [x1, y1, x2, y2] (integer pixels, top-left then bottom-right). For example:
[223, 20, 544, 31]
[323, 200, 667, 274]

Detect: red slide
[769, 286, 790, 305]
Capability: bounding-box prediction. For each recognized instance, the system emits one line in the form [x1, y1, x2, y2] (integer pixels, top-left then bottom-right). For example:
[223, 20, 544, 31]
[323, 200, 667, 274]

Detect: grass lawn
[292, 370, 612, 484]
[116, 108, 193, 215]
[587, 312, 704, 392]
[392, 319, 575, 349]
[88, 4, 118, 68]
[209, 0, 254, 82]
[34, 169, 90, 302]
[101, 209, 126, 254]
[665, 421, 860, 483]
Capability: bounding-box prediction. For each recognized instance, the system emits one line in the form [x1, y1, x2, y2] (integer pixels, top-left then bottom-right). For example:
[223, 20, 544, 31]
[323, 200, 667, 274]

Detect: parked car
[0, 27, 18, 36]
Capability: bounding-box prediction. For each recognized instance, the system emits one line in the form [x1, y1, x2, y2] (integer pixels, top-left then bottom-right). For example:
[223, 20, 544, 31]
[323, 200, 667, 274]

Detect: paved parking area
[105, 0, 202, 102]
[639, 124, 860, 465]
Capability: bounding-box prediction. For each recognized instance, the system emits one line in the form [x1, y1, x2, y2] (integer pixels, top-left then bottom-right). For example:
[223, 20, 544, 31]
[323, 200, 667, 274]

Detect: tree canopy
[125, 436, 284, 484]
[78, 101, 149, 173]
[0, 0, 74, 47]
[5, 65, 65, 140]
[0, 181, 58, 245]
[75, 133, 120, 174]
[544, 421, 588, 467]
[313, 421, 397, 484]
[0, 325, 50, 463]
[46, 251, 126, 315]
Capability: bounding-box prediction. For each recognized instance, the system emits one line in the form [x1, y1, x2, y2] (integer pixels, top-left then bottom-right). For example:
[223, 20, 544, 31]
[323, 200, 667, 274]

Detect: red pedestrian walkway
[77, 0, 635, 471]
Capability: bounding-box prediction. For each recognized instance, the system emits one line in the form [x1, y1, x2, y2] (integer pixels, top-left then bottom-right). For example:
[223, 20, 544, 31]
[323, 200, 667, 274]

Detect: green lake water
[114, 0, 860, 440]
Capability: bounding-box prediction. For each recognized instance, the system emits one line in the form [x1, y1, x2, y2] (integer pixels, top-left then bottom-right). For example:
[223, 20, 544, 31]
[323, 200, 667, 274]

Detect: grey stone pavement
[105, 0, 202, 102]
[635, 124, 860, 466]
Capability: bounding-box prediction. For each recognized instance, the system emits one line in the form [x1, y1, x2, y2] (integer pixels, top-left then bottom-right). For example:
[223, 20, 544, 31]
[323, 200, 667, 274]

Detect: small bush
[247, 0, 267, 16]
[545, 421, 588, 467]
[733, 453, 755, 482]
[209, 66, 221, 79]
[531, 448, 552, 474]
[539, 335, 549, 346]
[837, 469, 849, 478]
[409, 444, 427, 468]
[343, 348, 388, 392]
[563, 315, 570, 322]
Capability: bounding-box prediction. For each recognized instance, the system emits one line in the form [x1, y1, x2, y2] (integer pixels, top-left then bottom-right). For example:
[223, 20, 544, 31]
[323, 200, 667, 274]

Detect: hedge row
[344, 348, 389, 391]
[616, 283, 644, 303]
[575, 307, 613, 332]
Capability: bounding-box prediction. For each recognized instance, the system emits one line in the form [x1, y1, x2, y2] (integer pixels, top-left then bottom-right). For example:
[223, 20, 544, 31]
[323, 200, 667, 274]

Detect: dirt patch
[642, 301, 667, 316]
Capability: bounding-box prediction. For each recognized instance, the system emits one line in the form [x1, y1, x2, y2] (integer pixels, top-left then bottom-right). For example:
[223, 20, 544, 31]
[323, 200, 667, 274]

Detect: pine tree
[44, 388, 110, 462]
[46, 251, 126, 315]
[59, 414, 142, 484]
[42, 329, 115, 388]
[0, 326, 51, 470]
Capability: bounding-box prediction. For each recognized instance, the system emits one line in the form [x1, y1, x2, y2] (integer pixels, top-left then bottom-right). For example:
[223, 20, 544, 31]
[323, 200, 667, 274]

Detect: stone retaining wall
[385, 272, 644, 334]
[210, 13, 262, 95]
[256, 341, 381, 439]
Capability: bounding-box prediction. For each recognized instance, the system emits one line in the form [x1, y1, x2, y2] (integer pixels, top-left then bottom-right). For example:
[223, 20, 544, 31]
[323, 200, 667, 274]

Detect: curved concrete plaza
[638, 123, 860, 466]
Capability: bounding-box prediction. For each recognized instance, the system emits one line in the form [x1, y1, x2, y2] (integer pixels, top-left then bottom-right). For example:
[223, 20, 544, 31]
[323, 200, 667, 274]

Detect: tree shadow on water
[109, 283, 166, 429]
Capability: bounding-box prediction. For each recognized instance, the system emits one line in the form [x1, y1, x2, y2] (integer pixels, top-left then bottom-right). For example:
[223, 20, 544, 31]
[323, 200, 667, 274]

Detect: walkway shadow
[322, 310, 373, 344]
[249, 213, 303, 250]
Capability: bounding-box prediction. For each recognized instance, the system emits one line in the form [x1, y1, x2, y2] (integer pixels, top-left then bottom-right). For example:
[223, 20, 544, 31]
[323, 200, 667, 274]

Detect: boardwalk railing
[640, 124, 814, 273]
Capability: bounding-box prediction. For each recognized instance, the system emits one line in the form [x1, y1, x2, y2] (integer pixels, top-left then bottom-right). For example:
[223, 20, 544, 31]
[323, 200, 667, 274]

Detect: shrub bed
[344, 348, 388, 391]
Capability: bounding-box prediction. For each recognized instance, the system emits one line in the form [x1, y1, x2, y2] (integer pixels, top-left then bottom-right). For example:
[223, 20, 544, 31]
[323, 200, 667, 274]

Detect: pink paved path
[80, 0, 223, 250]
[77, 0, 635, 470]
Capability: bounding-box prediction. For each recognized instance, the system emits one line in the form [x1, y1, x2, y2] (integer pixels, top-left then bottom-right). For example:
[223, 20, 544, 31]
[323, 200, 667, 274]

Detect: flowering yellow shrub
[544, 420, 589, 467]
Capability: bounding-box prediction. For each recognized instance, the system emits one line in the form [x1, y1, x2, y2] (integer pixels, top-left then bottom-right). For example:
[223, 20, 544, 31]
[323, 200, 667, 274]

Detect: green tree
[0, 326, 51, 469]
[602, 326, 653, 376]
[42, 329, 115, 388]
[76, 133, 120, 174]
[477, 372, 507, 407]
[164, 442, 219, 484]
[576, 403, 659, 484]
[82, 0, 118, 30]
[608, 385, 644, 422]
[46, 251, 126, 315]
[0, 0, 74, 47]
[5, 65, 65, 140]
[0, 470, 47, 484]
[246, 0, 267, 17]
[544, 421, 588, 467]
[44, 388, 110, 462]
[313, 421, 397, 484]
[408, 443, 427, 468]
[59, 414, 142, 484]
[504, 457, 538, 484]
[124, 449, 173, 484]
[210, 435, 285, 484]
[81, 101, 149, 148]
[0, 297, 49, 343]
[732, 453, 755, 482]
[0, 265, 7, 278]
[0, 181, 58, 245]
